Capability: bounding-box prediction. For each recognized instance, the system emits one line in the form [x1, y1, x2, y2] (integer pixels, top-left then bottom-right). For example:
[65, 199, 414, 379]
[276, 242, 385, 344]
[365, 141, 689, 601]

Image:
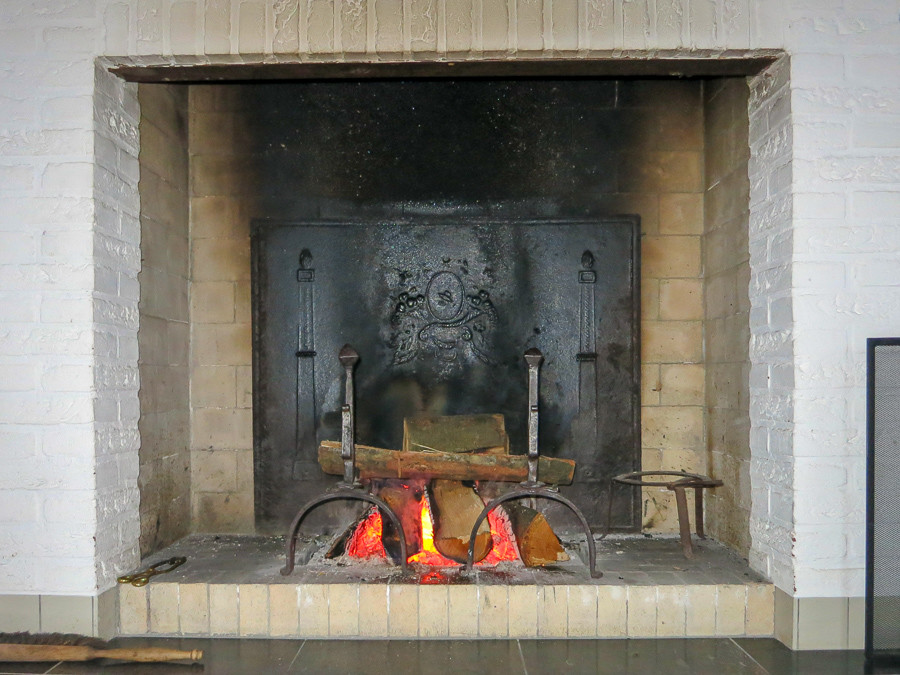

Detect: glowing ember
[345, 507, 385, 559]
[346, 494, 521, 566]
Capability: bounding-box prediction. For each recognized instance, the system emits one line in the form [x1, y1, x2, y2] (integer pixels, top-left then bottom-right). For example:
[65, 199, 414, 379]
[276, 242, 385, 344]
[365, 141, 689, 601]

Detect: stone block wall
[137, 84, 191, 555]
[188, 86, 254, 534]
[703, 77, 752, 554]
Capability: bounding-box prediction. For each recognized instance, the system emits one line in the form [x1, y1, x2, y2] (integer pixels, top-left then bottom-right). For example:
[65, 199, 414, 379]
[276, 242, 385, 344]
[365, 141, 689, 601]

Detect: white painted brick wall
[784, 0, 900, 597]
[0, 0, 897, 599]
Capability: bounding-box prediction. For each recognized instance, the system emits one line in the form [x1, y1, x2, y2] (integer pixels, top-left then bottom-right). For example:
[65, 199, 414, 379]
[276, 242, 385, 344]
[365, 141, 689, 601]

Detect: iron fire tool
[604, 471, 723, 559]
[465, 349, 602, 578]
[281, 345, 408, 575]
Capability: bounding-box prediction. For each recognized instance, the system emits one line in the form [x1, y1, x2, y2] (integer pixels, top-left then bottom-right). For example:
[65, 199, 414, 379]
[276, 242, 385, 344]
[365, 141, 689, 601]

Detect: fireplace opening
[136, 73, 752, 572]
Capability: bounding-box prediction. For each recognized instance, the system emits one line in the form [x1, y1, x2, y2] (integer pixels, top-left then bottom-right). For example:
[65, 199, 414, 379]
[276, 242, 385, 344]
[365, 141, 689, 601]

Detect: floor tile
[732, 638, 866, 675]
[0, 637, 872, 674]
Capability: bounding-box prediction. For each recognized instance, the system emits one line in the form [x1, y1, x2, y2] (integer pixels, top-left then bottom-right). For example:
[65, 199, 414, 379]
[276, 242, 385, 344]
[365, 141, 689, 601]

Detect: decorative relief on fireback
[389, 259, 498, 368]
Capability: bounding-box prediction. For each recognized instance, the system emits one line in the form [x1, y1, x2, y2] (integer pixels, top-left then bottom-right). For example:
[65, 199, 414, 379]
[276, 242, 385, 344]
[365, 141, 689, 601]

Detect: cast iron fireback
[252, 216, 640, 533]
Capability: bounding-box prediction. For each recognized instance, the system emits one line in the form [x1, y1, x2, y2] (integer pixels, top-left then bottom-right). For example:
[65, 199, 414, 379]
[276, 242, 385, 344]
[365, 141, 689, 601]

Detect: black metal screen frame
[866, 337, 900, 670]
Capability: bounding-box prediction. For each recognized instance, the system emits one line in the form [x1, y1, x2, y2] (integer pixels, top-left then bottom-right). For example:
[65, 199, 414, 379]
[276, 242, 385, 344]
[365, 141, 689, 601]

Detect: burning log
[373, 479, 425, 562]
[428, 479, 493, 563]
[502, 501, 569, 567]
[317, 441, 575, 485]
[403, 414, 508, 454]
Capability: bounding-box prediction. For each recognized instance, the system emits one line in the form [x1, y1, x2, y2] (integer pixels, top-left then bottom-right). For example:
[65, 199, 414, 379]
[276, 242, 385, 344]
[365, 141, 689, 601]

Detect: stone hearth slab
[117, 535, 773, 639]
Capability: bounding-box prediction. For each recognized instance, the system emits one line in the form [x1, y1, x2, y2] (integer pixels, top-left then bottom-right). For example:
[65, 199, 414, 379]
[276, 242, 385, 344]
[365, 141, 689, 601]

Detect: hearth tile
[656, 585, 687, 636]
[596, 586, 627, 637]
[148, 583, 180, 634]
[298, 584, 328, 637]
[614, 570, 654, 585]
[507, 585, 538, 638]
[674, 570, 712, 585]
[328, 583, 360, 637]
[567, 585, 598, 637]
[388, 584, 418, 637]
[537, 585, 568, 637]
[529, 565, 585, 587]
[178, 583, 210, 635]
[418, 585, 449, 637]
[238, 584, 268, 636]
[118, 584, 148, 635]
[746, 583, 775, 636]
[447, 584, 478, 637]
[643, 571, 683, 585]
[716, 584, 747, 636]
[268, 584, 299, 636]
[208, 584, 239, 635]
[626, 586, 657, 637]
[358, 585, 389, 637]
[479, 584, 509, 638]
[685, 585, 717, 636]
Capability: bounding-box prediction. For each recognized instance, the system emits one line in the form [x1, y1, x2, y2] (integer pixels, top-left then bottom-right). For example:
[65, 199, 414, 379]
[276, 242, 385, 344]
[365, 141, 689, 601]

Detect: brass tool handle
[100, 647, 204, 662]
[117, 555, 187, 587]
[0, 644, 202, 663]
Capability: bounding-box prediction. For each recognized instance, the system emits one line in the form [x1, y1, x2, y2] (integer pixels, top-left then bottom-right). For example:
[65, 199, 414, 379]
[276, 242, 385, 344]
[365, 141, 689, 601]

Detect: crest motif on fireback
[389, 266, 498, 367]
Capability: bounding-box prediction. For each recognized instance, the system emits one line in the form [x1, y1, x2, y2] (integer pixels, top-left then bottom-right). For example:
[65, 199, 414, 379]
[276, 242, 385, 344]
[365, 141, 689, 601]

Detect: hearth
[124, 72, 767, 640]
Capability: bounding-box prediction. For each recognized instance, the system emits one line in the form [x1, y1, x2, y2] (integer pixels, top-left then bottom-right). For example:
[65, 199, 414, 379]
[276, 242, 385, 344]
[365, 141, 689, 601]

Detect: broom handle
[0, 643, 203, 662]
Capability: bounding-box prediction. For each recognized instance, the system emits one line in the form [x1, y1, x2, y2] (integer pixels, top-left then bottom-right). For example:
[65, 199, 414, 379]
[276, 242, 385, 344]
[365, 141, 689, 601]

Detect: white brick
[0, 364, 39, 391]
[0, 164, 34, 191]
[793, 192, 845, 219]
[41, 96, 94, 128]
[103, 2, 131, 54]
[847, 56, 900, 89]
[853, 117, 900, 148]
[0, 231, 36, 263]
[0, 491, 39, 523]
[790, 53, 845, 85]
[852, 191, 900, 220]
[41, 162, 93, 193]
[0, 429, 38, 458]
[42, 26, 98, 53]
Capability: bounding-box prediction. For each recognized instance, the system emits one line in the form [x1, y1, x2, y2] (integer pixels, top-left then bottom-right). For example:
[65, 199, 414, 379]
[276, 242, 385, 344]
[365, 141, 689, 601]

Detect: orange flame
[346, 495, 520, 566]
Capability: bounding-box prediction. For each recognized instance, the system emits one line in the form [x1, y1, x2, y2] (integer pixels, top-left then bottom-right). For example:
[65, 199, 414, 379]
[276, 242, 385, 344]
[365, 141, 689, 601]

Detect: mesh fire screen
[867, 338, 900, 666]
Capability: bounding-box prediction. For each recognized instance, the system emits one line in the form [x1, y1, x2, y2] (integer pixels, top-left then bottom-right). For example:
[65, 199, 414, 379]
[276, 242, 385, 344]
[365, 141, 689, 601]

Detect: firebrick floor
[0, 638, 868, 674]
[122, 532, 769, 586]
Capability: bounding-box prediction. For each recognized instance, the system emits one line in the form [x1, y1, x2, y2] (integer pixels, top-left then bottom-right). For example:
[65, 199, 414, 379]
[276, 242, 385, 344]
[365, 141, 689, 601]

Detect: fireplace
[115, 67, 775, 639]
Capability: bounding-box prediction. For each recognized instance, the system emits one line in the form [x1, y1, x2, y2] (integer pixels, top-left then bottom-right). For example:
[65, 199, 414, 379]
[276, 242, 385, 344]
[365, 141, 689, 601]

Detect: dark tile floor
[0, 638, 872, 675]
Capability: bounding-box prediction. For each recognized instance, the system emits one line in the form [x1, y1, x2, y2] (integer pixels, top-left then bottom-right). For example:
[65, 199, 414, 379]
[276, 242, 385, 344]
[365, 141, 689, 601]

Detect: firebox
[252, 215, 641, 538]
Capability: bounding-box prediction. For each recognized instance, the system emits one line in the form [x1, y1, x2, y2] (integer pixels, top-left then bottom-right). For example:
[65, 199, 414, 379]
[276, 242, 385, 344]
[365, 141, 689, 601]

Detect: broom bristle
[0, 632, 108, 649]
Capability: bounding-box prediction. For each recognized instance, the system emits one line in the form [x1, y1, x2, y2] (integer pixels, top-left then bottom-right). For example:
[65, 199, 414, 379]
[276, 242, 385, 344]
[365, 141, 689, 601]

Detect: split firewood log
[317, 441, 575, 485]
[502, 501, 569, 567]
[403, 414, 508, 454]
[372, 479, 425, 562]
[428, 479, 492, 563]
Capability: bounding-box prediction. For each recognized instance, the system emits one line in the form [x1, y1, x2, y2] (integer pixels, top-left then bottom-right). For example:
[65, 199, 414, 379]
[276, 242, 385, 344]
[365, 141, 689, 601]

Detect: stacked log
[321, 413, 575, 568]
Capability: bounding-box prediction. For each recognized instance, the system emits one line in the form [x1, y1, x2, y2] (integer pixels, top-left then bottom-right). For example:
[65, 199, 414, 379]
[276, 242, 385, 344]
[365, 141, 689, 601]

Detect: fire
[345, 507, 386, 559]
[346, 495, 520, 566]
